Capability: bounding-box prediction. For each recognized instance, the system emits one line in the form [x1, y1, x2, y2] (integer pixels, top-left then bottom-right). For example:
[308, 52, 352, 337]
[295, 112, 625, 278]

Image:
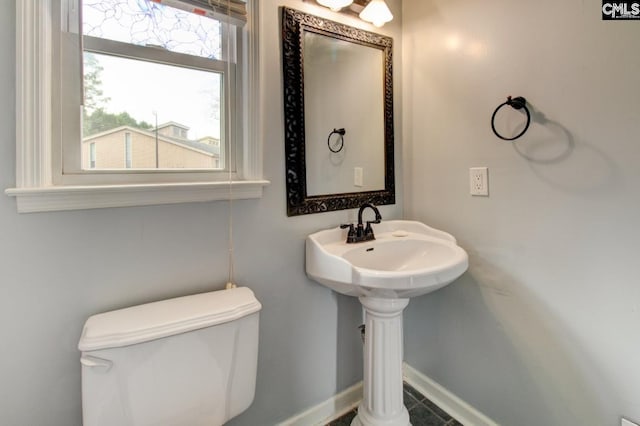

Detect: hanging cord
[224, 1, 236, 290]
[226, 172, 235, 289]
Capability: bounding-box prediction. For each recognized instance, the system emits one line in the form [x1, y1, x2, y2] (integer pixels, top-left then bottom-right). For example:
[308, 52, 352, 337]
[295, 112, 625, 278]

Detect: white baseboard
[276, 382, 363, 426]
[403, 363, 499, 426]
[277, 364, 499, 426]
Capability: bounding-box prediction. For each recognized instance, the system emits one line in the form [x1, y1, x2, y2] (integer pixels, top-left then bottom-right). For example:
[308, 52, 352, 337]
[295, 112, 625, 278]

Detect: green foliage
[83, 53, 109, 111]
[82, 53, 153, 136]
[83, 109, 153, 136]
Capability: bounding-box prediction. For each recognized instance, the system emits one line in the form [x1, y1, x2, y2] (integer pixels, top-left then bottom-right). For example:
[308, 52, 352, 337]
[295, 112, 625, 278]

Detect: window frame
[6, 0, 267, 213]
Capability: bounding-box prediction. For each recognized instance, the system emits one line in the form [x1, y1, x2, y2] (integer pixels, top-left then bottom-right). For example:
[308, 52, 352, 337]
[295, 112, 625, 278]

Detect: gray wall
[0, 1, 402, 425]
[402, 1, 640, 425]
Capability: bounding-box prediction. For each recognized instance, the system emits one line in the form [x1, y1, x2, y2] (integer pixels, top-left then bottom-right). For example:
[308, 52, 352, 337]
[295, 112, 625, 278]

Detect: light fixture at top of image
[359, 0, 393, 27]
[316, 0, 354, 12]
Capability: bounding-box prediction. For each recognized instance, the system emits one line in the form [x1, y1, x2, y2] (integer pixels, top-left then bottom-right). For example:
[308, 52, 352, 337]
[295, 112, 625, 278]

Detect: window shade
[154, 0, 247, 26]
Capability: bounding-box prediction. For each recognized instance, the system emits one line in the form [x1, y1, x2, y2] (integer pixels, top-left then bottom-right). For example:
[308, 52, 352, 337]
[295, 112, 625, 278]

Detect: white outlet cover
[622, 418, 639, 426]
[469, 167, 489, 196]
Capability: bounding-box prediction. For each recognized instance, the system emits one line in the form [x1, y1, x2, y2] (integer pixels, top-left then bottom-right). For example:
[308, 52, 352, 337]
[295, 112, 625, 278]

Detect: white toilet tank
[78, 287, 261, 426]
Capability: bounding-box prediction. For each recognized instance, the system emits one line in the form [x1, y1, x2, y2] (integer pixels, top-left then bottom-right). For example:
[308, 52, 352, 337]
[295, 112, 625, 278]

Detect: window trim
[6, 0, 267, 213]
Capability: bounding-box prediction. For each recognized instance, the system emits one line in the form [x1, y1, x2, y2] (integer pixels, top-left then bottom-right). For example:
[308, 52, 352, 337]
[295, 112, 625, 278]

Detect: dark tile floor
[326, 382, 463, 426]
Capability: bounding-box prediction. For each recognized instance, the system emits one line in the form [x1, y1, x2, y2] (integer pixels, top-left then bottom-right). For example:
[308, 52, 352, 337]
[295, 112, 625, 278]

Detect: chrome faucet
[340, 203, 382, 243]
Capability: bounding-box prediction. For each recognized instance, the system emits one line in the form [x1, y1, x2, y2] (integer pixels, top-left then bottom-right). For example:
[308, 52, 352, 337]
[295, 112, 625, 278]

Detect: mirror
[282, 7, 395, 216]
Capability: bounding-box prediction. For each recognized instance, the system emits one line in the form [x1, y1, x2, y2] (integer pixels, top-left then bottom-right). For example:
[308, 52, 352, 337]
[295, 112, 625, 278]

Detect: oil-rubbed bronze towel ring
[491, 96, 531, 141]
[327, 128, 346, 153]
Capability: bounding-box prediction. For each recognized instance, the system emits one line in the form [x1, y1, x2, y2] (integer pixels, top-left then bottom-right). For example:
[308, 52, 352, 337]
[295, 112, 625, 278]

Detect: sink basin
[306, 220, 468, 299]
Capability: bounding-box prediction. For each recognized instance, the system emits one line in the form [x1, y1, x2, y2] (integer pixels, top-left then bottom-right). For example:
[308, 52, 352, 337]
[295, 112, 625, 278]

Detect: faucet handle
[340, 223, 357, 243]
[340, 223, 355, 235]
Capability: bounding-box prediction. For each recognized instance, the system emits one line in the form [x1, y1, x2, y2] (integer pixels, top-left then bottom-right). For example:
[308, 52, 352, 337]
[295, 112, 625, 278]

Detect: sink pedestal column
[352, 297, 411, 426]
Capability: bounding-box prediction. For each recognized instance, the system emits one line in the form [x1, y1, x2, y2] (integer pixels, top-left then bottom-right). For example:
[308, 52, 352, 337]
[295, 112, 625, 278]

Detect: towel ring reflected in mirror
[327, 128, 346, 153]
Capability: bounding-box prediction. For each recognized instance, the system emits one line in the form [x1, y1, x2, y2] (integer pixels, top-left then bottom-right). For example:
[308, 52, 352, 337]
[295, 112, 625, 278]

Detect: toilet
[78, 287, 261, 426]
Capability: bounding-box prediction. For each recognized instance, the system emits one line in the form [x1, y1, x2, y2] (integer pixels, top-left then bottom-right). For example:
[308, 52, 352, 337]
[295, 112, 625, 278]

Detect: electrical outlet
[469, 167, 489, 196]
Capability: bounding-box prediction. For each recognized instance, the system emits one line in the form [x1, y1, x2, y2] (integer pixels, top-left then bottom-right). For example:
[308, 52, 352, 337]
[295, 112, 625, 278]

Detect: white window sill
[5, 180, 270, 213]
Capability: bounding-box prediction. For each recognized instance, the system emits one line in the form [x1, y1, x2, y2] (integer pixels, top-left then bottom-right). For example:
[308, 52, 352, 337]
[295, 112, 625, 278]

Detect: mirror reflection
[304, 32, 385, 196]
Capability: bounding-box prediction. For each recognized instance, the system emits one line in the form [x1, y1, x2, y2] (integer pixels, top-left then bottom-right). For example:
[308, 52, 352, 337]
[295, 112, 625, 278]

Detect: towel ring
[491, 96, 530, 141]
[327, 128, 346, 153]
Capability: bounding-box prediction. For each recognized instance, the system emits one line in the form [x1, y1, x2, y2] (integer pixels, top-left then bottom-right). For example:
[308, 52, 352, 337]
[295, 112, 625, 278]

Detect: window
[80, 0, 229, 172]
[7, 0, 267, 213]
[71, 0, 238, 176]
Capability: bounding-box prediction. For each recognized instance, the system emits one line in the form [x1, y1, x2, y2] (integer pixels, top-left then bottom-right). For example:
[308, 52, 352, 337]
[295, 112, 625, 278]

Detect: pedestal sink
[306, 220, 468, 426]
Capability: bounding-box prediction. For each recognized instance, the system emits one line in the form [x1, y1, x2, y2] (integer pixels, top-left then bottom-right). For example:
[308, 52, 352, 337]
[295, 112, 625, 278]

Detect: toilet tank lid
[78, 287, 261, 352]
